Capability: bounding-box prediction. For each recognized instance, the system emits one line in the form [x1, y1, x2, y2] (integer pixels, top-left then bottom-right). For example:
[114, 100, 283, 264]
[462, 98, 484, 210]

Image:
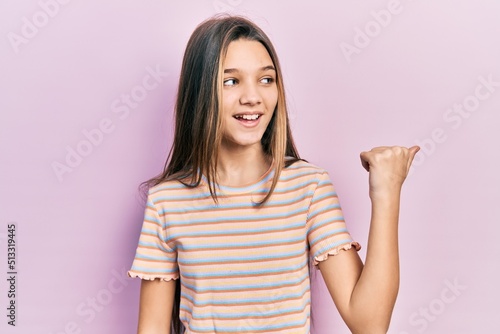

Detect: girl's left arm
[318, 145, 420, 334]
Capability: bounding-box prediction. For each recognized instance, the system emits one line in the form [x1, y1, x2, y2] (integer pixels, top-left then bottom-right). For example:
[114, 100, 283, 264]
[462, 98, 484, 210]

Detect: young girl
[127, 15, 419, 334]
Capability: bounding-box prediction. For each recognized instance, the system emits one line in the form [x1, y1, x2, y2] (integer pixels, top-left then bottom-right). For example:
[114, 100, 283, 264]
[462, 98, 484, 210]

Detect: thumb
[406, 145, 420, 171]
[409, 145, 420, 157]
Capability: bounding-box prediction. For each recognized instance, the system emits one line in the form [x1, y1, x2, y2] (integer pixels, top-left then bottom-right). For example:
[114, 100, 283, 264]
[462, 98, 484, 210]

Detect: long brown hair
[140, 15, 301, 334]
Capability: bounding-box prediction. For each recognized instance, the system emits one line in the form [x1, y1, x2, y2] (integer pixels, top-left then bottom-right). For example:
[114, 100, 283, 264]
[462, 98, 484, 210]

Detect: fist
[360, 146, 420, 197]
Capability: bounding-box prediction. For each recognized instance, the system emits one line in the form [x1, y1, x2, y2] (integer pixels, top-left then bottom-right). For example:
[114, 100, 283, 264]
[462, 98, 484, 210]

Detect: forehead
[223, 39, 274, 69]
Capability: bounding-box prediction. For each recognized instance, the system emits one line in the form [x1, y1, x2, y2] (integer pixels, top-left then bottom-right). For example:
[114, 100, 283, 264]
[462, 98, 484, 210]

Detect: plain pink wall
[1, 1, 499, 333]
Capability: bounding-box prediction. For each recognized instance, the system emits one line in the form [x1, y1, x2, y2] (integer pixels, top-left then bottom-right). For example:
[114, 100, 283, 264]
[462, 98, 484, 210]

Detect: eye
[223, 78, 237, 86]
[260, 77, 275, 84]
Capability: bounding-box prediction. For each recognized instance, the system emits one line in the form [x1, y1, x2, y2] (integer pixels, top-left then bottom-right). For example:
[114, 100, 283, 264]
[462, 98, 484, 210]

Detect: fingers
[359, 145, 421, 173]
[359, 146, 396, 172]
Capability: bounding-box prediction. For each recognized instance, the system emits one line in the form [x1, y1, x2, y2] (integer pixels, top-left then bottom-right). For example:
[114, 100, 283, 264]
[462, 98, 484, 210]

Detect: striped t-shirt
[128, 160, 360, 333]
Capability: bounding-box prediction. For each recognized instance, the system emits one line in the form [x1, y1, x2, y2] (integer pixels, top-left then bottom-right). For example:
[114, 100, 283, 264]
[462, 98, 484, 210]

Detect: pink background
[1, 1, 499, 333]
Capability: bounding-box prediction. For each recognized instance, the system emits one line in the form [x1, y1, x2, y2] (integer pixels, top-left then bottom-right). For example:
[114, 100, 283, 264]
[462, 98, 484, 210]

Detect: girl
[127, 15, 419, 334]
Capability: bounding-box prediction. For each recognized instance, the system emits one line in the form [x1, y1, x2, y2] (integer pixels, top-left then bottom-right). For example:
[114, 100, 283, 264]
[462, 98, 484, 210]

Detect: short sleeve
[306, 171, 361, 266]
[127, 190, 179, 281]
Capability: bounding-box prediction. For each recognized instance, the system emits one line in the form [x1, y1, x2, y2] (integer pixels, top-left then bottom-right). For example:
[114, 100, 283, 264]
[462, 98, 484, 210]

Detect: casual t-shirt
[128, 160, 361, 333]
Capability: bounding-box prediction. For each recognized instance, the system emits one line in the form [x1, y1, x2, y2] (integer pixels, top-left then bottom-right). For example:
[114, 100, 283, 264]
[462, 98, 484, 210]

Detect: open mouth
[233, 114, 261, 121]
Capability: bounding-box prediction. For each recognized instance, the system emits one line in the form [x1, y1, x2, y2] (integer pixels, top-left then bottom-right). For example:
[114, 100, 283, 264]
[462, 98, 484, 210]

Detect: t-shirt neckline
[201, 162, 275, 195]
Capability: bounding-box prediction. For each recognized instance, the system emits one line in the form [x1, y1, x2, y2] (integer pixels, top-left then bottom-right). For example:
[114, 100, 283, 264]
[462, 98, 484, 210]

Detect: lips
[233, 112, 263, 127]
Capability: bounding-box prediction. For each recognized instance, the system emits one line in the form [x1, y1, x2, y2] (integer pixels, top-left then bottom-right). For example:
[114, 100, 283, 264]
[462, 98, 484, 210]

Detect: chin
[224, 135, 264, 148]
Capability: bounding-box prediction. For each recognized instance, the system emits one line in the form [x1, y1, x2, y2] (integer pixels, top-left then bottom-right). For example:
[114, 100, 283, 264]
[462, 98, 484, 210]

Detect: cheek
[263, 89, 278, 110]
[222, 91, 238, 114]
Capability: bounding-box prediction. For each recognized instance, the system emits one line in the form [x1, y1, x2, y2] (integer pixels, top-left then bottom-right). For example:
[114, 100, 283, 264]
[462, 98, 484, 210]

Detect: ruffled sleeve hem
[127, 270, 179, 282]
[313, 241, 362, 266]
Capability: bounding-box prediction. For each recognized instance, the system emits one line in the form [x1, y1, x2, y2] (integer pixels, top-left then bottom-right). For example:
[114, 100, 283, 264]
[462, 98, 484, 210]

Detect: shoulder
[282, 159, 330, 179]
[147, 177, 206, 204]
[277, 159, 335, 191]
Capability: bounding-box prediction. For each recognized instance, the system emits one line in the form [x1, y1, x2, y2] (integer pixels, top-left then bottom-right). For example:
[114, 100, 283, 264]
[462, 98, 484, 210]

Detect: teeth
[236, 114, 260, 120]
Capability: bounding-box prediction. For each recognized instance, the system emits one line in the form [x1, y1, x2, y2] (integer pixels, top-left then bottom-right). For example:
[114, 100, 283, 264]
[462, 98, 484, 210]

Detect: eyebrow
[224, 65, 276, 74]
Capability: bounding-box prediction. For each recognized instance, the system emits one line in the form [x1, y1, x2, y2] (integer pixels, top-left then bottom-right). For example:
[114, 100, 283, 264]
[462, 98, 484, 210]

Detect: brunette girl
[128, 15, 419, 334]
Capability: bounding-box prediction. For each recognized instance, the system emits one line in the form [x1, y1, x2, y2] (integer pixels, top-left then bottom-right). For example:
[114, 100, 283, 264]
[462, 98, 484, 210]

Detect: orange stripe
[187, 321, 309, 334]
[180, 288, 309, 308]
[181, 275, 308, 294]
[309, 232, 351, 246]
[165, 224, 304, 243]
[178, 238, 303, 252]
[180, 262, 308, 280]
[179, 252, 303, 266]
[186, 303, 310, 321]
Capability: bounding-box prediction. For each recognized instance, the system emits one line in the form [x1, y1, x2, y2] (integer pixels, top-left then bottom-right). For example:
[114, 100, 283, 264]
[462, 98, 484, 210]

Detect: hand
[360, 146, 420, 198]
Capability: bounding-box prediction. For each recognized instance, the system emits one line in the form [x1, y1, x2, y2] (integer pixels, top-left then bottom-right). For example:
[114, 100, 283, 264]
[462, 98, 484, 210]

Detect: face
[220, 39, 278, 151]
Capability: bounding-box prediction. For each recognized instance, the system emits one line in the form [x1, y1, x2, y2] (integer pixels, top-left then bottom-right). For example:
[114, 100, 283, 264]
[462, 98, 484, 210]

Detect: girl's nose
[239, 83, 261, 105]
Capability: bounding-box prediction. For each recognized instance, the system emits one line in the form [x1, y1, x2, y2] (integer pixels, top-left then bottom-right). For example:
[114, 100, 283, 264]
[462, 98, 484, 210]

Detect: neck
[216, 141, 271, 187]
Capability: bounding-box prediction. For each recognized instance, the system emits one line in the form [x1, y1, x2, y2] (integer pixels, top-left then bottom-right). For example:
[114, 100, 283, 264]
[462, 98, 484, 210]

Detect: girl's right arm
[137, 279, 176, 334]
